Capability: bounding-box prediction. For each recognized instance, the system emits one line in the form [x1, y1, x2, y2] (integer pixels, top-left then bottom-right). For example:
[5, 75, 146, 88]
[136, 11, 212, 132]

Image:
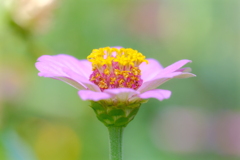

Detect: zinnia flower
[35, 47, 195, 127]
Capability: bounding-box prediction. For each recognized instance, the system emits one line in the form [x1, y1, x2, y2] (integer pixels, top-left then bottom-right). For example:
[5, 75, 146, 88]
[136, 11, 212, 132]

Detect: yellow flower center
[87, 47, 148, 91]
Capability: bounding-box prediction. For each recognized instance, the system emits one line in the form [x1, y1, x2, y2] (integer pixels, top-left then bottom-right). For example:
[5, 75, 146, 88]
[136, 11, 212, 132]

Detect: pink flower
[35, 47, 195, 104]
[36, 47, 195, 127]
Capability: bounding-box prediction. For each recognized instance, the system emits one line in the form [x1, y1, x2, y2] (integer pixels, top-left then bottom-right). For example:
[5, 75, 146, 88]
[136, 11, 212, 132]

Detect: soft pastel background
[0, 0, 239, 160]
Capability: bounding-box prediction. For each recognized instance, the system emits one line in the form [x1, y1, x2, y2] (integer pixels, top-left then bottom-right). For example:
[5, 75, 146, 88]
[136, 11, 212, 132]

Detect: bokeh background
[0, 0, 240, 160]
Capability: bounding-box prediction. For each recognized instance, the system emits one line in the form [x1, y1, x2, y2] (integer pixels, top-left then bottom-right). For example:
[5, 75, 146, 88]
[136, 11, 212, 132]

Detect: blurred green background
[0, 0, 240, 160]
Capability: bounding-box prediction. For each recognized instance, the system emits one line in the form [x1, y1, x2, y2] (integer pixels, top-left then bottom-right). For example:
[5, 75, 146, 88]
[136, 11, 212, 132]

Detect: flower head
[88, 47, 148, 91]
[35, 47, 195, 126]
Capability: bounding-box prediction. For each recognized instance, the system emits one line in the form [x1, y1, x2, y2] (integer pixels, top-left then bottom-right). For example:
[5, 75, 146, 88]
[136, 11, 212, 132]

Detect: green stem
[108, 126, 124, 160]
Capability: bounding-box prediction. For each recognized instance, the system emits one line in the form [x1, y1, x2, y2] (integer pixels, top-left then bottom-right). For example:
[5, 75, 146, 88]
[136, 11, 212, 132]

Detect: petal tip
[182, 59, 192, 63]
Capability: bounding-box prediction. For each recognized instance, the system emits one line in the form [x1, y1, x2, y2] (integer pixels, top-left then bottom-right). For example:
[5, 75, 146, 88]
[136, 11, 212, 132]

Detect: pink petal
[36, 54, 92, 79]
[36, 61, 87, 89]
[78, 90, 112, 101]
[139, 89, 171, 101]
[157, 59, 192, 77]
[36, 61, 65, 77]
[65, 69, 101, 92]
[176, 67, 192, 72]
[36, 54, 93, 90]
[104, 88, 139, 102]
[139, 58, 163, 82]
[137, 72, 183, 93]
[174, 73, 196, 78]
[56, 77, 86, 90]
[138, 60, 193, 93]
[111, 46, 123, 49]
[77, 60, 92, 78]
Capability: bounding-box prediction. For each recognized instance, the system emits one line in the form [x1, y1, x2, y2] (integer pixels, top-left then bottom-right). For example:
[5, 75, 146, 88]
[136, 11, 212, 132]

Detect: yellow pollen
[99, 80, 108, 89]
[92, 67, 96, 71]
[118, 79, 125, 87]
[122, 71, 130, 78]
[119, 79, 124, 84]
[131, 67, 141, 76]
[110, 77, 116, 85]
[104, 68, 110, 75]
[127, 81, 133, 87]
[114, 69, 121, 75]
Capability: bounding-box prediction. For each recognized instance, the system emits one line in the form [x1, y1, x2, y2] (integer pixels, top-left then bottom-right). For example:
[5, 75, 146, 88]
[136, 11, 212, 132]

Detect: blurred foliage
[0, 0, 240, 160]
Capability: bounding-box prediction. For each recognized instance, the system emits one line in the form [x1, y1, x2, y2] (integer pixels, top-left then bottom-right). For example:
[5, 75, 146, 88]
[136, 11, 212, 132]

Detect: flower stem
[108, 126, 124, 160]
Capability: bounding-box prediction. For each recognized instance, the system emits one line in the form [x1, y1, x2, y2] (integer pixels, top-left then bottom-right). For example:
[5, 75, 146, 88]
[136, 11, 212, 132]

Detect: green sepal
[90, 101, 142, 127]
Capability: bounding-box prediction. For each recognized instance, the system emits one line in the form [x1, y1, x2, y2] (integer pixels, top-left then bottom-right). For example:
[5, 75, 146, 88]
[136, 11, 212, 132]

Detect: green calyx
[90, 101, 144, 127]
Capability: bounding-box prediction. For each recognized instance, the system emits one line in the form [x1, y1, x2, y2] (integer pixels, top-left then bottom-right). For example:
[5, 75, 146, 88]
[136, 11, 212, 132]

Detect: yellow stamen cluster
[87, 47, 148, 70]
[88, 47, 148, 91]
